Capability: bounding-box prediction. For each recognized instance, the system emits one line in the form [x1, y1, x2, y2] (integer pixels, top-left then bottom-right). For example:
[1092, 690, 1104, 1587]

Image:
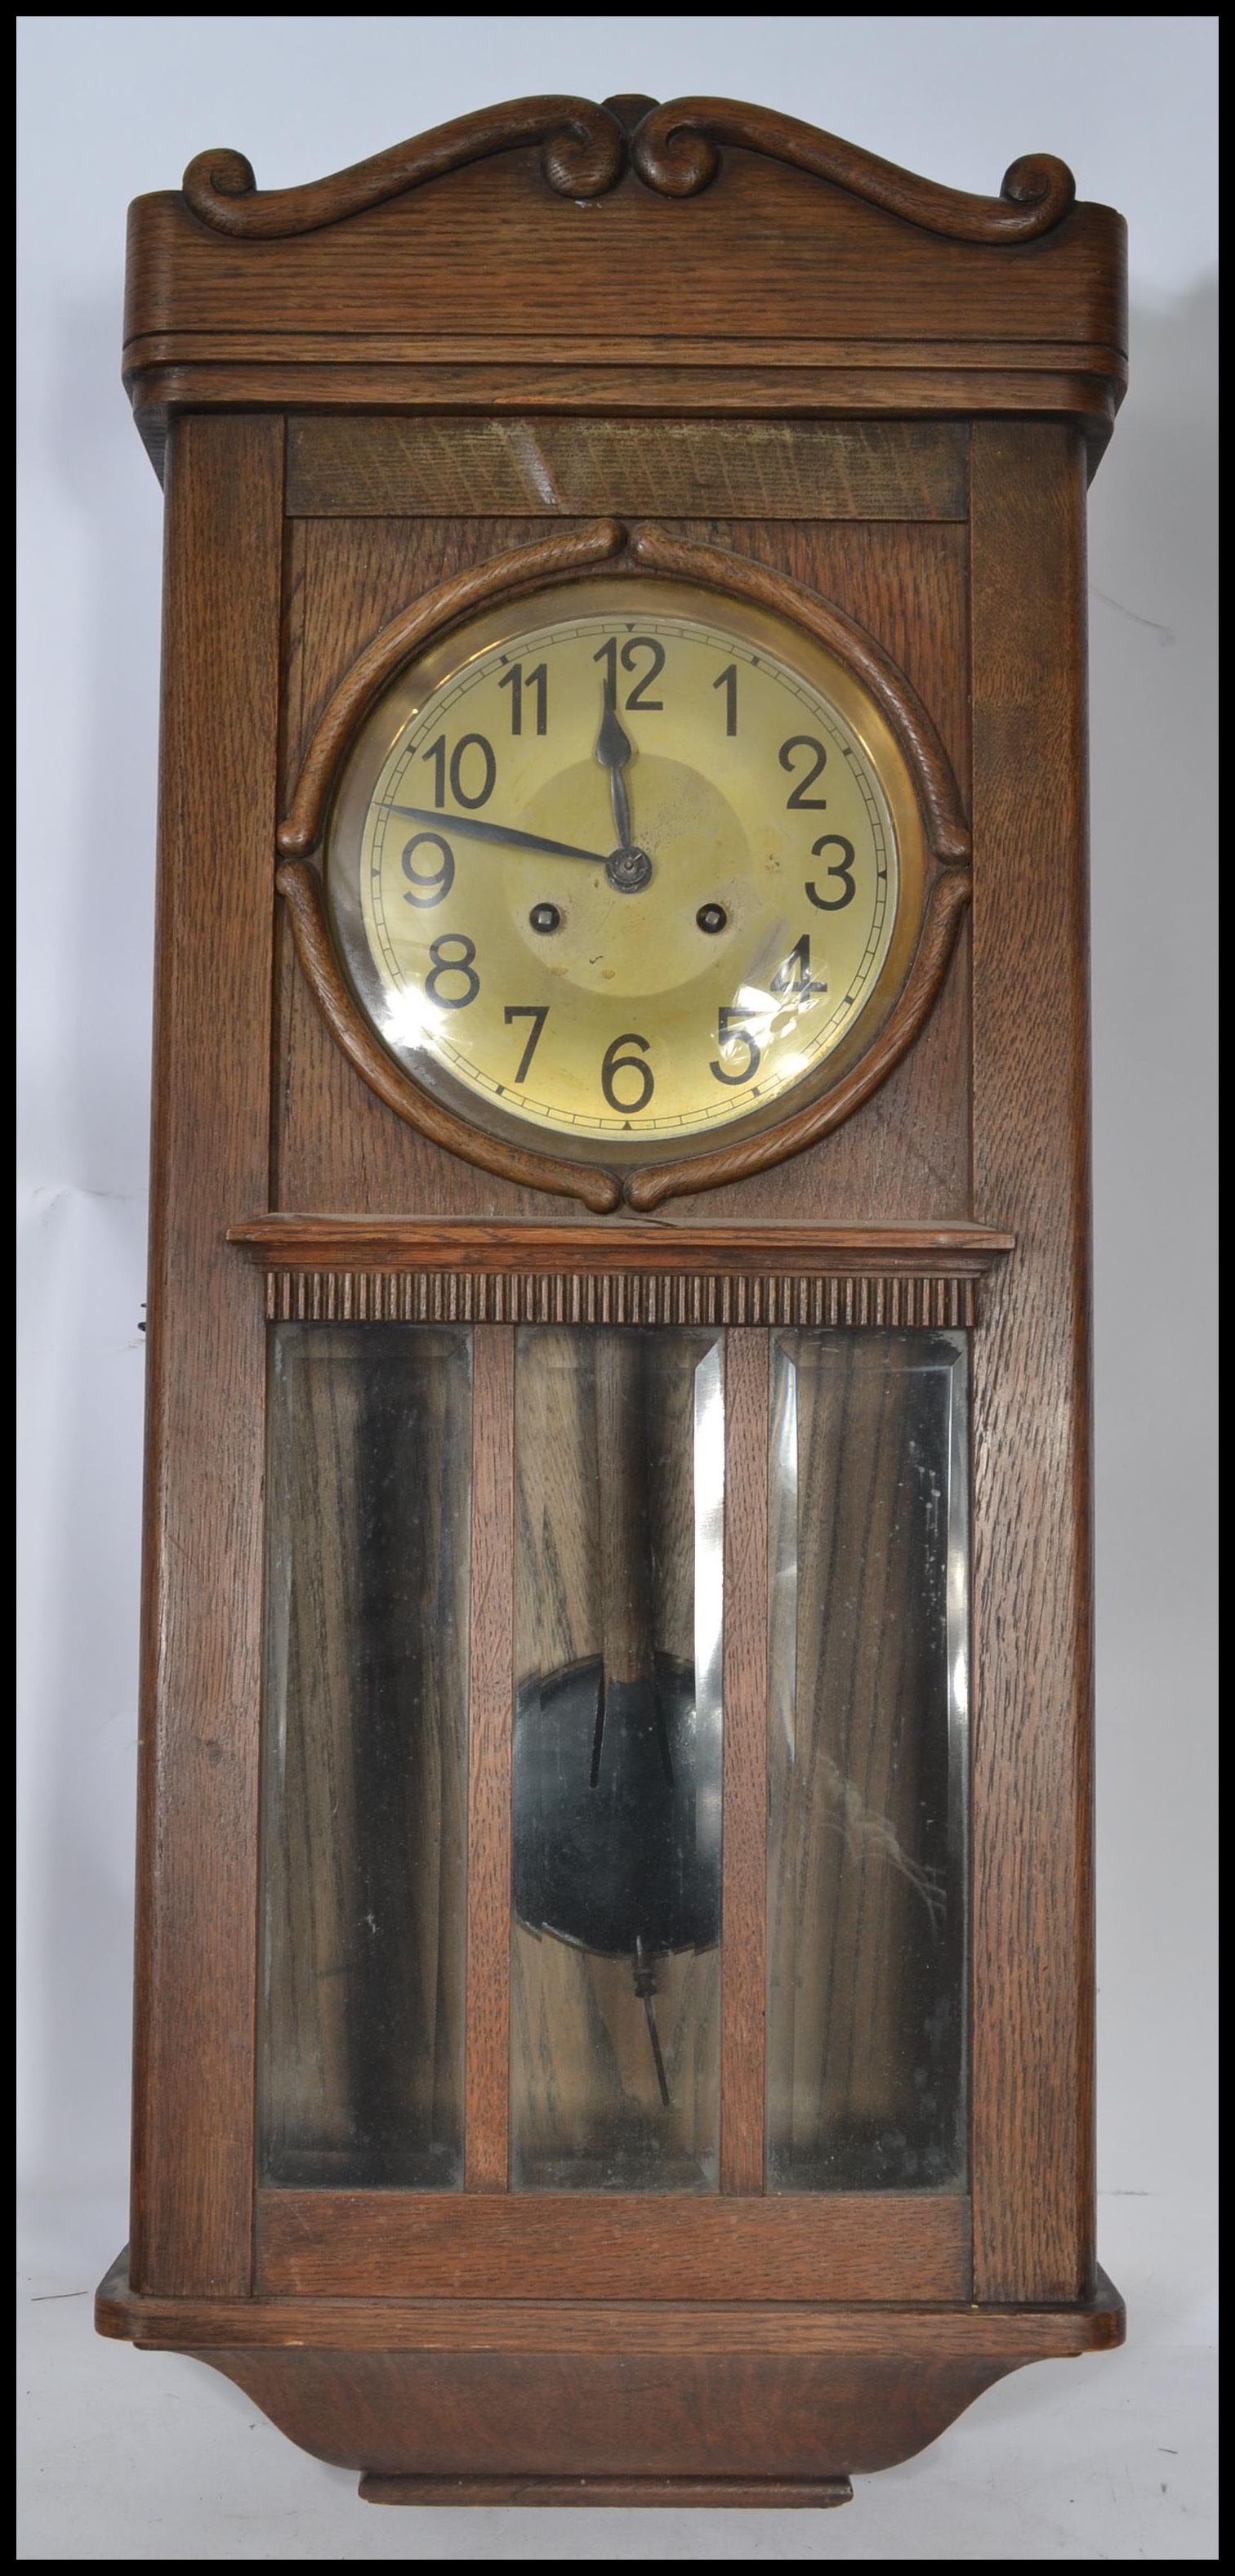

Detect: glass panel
[510, 1328, 723, 2191]
[259, 1324, 470, 2189]
[766, 1330, 968, 2192]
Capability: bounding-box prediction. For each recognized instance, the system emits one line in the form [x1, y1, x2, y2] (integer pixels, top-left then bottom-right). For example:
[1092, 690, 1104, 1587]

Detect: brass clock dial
[325, 575, 927, 1165]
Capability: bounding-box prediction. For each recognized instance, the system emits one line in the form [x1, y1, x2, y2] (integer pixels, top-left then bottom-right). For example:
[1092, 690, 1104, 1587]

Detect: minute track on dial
[332, 574, 916, 1152]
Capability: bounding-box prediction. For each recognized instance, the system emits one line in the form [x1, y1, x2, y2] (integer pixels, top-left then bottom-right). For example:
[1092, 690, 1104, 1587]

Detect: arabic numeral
[779, 735, 827, 809]
[771, 934, 827, 999]
[497, 662, 547, 736]
[805, 834, 857, 910]
[710, 1006, 761, 1086]
[503, 1004, 549, 1083]
[400, 832, 455, 907]
[713, 663, 738, 735]
[423, 732, 497, 809]
[594, 635, 666, 712]
[426, 933, 480, 1009]
[600, 1031, 654, 1113]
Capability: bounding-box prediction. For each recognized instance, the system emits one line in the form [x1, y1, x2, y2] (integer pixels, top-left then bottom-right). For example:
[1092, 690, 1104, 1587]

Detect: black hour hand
[595, 700, 634, 850]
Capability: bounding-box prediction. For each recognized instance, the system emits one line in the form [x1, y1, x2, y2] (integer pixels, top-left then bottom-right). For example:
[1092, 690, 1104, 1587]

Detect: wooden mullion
[464, 1326, 515, 2189]
[720, 1329, 769, 2192]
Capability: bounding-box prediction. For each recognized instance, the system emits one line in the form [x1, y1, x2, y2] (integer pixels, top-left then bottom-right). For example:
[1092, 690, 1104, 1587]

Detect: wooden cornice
[123, 93, 1127, 475]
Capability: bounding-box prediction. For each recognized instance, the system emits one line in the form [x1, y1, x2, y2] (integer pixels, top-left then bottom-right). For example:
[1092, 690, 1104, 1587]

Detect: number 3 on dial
[805, 835, 857, 911]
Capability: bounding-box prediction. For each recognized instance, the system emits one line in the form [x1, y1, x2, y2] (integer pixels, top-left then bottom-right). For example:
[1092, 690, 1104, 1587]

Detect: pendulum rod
[633, 1938, 671, 2107]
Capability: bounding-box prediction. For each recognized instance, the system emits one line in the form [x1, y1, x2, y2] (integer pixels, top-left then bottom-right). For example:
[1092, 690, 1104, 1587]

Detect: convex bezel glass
[324, 574, 929, 1169]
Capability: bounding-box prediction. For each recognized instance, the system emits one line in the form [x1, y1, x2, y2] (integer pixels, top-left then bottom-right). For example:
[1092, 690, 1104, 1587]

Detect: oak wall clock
[97, 92, 1127, 2509]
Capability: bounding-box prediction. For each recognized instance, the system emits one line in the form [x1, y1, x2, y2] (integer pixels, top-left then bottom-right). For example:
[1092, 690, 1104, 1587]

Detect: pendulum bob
[513, 1651, 719, 2102]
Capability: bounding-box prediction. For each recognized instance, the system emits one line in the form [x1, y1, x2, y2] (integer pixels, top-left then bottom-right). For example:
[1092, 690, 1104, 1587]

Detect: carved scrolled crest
[629, 99, 1076, 237]
[123, 90, 1123, 476]
[183, 96, 627, 235]
[182, 92, 1074, 243]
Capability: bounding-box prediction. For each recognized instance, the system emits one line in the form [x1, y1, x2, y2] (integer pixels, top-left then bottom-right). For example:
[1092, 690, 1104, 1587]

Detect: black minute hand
[378, 802, 610, 867]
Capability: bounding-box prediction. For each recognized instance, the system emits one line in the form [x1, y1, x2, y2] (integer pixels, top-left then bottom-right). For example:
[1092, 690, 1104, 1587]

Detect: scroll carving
[183, 97, 626, 234]
[629, 100, 1075, 239]
[183, 94, 1073, 244]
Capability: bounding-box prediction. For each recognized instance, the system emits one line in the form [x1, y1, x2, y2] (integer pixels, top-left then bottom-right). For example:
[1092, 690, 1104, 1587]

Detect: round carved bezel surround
[276, 522, 971, 1213]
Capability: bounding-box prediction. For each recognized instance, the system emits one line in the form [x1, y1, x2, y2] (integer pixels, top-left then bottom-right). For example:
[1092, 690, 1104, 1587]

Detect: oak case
[98, 92, 1126, 2506]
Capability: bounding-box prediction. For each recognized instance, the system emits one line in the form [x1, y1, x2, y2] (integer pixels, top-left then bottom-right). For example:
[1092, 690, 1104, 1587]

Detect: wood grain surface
[194, 2346, 1028, 2481]
[287, 417, 968, 522]
[114, 87, 1121, 2487]
[98, 2250, 1126, 2359]
[464, 1329, 515, 2189]
[97, 2244, 1121, 2489]
[130, 158, 1121, 337]
[359, 2474, 853, 2507]
[363, 2462, 849, 2503]
[130, 362, 1126, 489]
[232, 1217, 1014, 1276]
[626, 101, 1076, 238]
[129, 415, 284, 2297]
[969, 424, 1095, 2304]
[271, 512, 973, 1226]
[123, 105, 1126, 473]
[255, 2188, 970, 2303]
[176, 98, 1077, 243]
[274, 514, 966, 1212]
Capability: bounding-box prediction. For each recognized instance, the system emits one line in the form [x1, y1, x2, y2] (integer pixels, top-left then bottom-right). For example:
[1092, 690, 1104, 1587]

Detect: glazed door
[256, 1312, 970, 2301]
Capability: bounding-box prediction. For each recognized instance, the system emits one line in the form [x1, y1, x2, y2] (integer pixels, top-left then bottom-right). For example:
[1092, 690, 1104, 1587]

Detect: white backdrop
[17, 16, 1218, 2562]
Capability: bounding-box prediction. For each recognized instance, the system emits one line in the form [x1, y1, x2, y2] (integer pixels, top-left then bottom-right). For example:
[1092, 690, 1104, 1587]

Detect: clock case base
[358, 2474, 855, 2508]
[96, 2256, 1123, 2501]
